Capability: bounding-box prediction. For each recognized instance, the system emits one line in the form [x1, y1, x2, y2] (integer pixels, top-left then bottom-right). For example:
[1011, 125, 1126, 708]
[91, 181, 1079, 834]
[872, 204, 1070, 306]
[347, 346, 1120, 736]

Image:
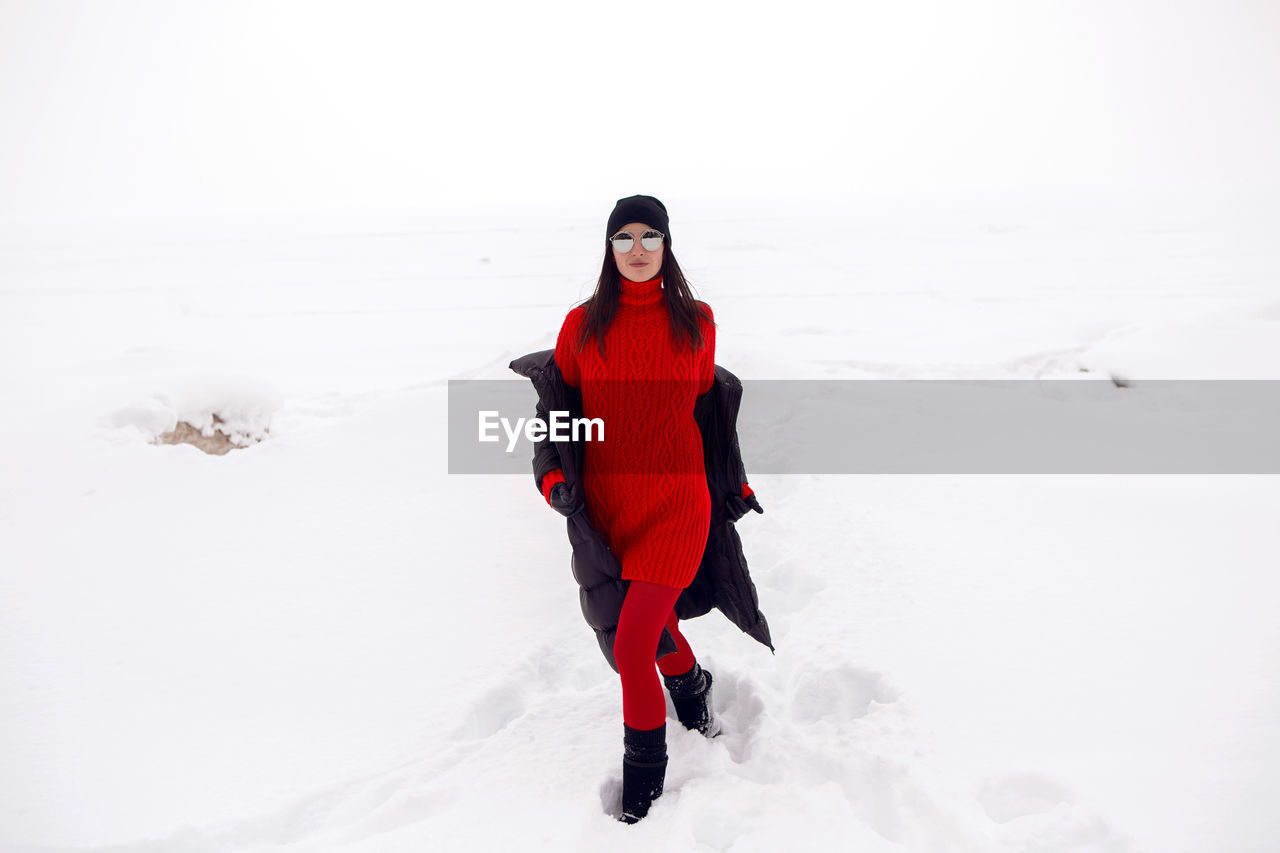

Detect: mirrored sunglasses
[609, 230, 664, 252]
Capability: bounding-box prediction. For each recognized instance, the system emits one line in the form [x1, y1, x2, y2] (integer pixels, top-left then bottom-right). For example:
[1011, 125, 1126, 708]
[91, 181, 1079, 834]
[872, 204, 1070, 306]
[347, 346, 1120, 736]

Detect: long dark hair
[573, 237, 713, 357]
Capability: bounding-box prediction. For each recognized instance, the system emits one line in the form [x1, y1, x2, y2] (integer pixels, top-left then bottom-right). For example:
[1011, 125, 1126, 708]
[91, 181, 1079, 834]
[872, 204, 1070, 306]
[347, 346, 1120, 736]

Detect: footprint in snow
[977, 774, 1123, 850]
[787, 664, 899, 725]
[753, 557, 827, 618]
[695, 669, 767, 765]
[597, 776, 625, 822]
[450, 682, 527, 740]
[977, 773, 1075, 823]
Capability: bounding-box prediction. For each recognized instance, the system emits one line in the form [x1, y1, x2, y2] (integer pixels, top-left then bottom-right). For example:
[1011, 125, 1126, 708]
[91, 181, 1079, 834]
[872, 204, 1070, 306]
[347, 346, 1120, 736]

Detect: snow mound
[108, 374, 281, 453]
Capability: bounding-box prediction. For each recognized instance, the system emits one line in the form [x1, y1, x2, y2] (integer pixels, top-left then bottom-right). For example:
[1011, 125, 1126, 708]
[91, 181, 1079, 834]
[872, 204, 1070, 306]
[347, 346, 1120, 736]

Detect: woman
[511, 195, 768, 824]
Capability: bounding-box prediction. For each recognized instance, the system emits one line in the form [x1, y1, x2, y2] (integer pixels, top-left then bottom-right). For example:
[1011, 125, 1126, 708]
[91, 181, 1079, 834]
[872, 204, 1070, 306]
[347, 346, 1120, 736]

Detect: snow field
[2, 193, 1279, 852]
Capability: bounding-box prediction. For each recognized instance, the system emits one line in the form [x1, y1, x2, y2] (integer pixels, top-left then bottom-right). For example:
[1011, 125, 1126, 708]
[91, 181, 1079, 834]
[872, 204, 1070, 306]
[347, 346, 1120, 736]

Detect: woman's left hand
[725, 491, 763, 522]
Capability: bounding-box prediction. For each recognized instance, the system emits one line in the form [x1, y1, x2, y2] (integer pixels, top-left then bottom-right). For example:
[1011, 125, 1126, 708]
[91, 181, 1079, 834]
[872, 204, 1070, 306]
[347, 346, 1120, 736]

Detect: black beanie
[606, 195, 670, 245]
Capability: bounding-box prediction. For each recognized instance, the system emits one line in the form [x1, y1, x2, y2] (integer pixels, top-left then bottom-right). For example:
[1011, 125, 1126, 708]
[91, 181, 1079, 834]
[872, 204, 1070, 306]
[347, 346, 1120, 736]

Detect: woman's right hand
[549, 482, 584, 517]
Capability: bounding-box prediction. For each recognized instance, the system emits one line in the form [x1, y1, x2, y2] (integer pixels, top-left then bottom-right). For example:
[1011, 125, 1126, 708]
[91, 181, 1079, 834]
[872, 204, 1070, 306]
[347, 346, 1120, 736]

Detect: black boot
[620, 723, 667, 824]
[662, 663, 722, 737]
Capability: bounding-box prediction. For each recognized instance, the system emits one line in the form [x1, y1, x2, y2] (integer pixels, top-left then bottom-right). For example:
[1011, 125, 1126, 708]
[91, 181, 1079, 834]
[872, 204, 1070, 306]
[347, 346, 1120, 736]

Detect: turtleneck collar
[618, 275, 664, 306]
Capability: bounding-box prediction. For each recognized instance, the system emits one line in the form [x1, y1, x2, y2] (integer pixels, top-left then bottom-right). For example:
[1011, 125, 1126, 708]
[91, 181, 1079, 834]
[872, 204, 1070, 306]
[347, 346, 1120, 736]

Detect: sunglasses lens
[610, 231, 663, 252]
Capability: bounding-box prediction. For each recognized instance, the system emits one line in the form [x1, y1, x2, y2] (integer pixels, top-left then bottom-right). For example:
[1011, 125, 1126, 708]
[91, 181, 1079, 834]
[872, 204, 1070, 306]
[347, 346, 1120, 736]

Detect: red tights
[614, 580, 698, 730]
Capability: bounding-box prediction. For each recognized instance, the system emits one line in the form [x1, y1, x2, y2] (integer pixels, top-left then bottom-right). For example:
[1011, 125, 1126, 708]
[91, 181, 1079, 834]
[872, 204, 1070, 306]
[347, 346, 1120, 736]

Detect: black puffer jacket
[509, 348, 774, 672]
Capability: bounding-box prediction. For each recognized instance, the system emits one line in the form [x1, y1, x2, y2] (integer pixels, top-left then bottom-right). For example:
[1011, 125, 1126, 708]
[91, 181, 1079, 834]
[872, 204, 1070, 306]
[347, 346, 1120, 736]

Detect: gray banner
[449, 380, 1280, 474]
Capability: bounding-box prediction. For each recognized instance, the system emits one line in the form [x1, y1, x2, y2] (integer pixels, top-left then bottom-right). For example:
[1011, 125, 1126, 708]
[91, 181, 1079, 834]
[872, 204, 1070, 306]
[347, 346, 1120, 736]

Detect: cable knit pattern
[555, 276, 715, 589]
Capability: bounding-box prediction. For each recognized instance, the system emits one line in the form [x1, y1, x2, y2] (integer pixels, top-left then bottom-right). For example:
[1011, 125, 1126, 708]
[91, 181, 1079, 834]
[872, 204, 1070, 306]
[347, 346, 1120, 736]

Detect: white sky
[2, 0, 1278, 220]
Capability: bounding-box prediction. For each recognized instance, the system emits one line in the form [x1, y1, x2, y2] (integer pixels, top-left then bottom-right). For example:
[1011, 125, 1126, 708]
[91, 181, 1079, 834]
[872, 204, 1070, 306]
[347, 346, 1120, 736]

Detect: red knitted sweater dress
[552, 276, 716, 590]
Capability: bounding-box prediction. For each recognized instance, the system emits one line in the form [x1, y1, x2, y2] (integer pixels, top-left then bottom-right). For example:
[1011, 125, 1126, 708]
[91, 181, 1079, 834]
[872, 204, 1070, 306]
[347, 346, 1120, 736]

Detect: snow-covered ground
[2, 191, 1279, 852]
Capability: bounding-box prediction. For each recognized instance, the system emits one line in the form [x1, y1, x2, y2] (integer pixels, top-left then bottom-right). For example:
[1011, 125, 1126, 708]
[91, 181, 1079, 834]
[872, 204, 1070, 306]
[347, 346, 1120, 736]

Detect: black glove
[549, 481, 584, 518]
[725, 493, 764, 522]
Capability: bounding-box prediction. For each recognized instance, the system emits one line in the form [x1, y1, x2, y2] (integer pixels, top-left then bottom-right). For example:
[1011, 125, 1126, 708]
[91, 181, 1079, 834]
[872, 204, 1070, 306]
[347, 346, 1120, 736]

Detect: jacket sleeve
[531, 394, 562, 497]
